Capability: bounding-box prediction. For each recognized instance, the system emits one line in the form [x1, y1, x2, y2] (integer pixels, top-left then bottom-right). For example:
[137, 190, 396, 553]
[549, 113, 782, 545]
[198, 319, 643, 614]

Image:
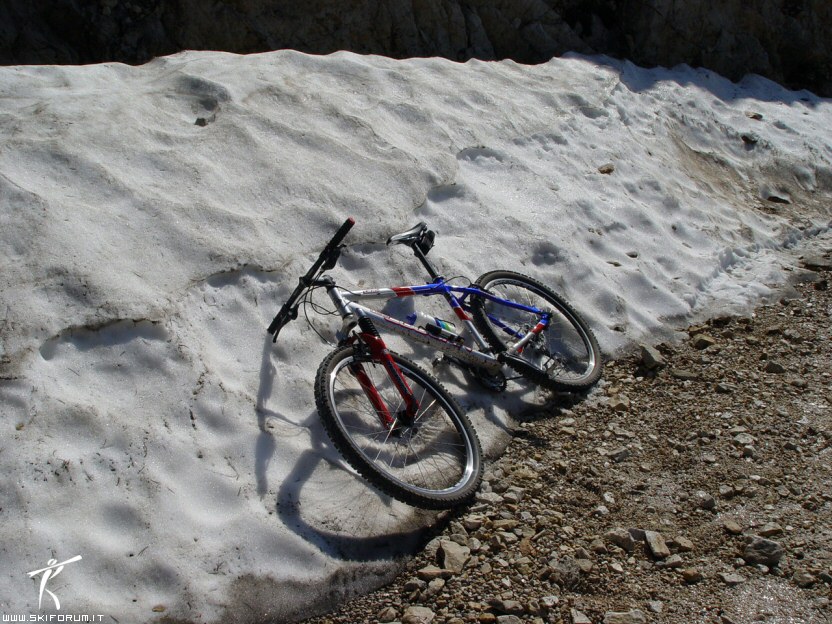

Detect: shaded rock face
[1, 0, 830, 96]
[618, 0, 832, 96]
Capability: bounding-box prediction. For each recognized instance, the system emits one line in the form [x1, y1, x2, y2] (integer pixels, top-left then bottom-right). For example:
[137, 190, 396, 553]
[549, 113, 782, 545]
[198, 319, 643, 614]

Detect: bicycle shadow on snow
[256, 336, 435, 562]
[255, 331, 591, 562]
[275, 428, 437, 562]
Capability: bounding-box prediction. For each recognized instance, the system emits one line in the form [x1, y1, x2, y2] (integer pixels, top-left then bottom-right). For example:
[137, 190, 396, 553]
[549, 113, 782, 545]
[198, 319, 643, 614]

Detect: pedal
[431, 355, 453, 369]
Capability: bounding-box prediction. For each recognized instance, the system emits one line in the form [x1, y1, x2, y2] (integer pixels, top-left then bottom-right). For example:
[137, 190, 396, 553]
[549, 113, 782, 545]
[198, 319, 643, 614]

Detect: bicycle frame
[267, 218, 593, 472]
[322, 277, 552, 375]
[267, 220, 599, 506]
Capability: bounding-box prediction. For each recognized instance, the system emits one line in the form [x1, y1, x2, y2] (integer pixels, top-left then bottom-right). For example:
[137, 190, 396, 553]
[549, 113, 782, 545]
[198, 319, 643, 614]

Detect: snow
[0, 50, 830, 621]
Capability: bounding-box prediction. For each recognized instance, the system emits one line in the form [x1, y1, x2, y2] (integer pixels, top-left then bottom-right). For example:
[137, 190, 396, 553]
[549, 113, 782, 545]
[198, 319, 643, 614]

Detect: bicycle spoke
[318, 344, 481, 507]
[475, 275, 598, 387]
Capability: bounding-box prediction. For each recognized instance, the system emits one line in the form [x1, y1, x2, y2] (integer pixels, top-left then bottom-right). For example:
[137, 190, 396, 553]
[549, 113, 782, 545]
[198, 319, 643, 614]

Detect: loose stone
[640, 344, 665, 369]
[571, 609, 593, 624]
[645, 531, 671, 559]
[417, 565, 452, 581]
[477, 492, 503, 504]
[502, 487, 525, 505]
[377, 606, 399, 622]
[743, 536, 785, 567]
[681, 567, 703, 583]
[675, 536, 695, 552]
[758, 523, 783, 537]
[402, 605, 435, 624]
[693, 334, 717, 350]
[671, 368, 700, 380]
[548, 556, 582, 589]
[425, 578, 445, 596]
[656, 554, 684, 569]
[802, 255, 832, 271]
[695, 491, 716, 510]
[439, 540, 471, 574]
[605, 528, 636, 553]
[763, 361, 786, 374]
[793, 569, 817, 587]
[490, 599, 524, 616]
[603, 610, 647, 624]
[718, 572, 746, 586]
[608, 447, 631, 462]
[609, 396, 630, 412]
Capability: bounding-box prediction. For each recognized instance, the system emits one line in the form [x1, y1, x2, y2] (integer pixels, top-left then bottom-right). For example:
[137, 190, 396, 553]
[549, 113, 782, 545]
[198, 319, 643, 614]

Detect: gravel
[305, 264, 832, 624]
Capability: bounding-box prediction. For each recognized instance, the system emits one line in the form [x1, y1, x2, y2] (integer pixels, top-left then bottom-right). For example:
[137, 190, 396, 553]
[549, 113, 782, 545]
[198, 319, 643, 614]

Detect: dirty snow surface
[0, 50, 830, 622]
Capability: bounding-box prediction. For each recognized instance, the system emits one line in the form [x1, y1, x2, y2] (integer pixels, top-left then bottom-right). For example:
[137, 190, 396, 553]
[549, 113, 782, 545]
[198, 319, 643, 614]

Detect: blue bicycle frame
[325, 277, 552, 374]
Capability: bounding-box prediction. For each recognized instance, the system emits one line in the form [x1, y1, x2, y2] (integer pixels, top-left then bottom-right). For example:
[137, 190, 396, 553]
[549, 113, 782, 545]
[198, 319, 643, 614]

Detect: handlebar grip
[267, 305, 288, 336]
[327, 217, 355, 249]
[267, 303, 298, 339]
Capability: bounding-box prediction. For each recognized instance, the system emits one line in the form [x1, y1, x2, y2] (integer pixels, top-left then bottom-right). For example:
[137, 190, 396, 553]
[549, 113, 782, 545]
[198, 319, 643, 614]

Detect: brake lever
[320, 245, 343, 271]
[270, 304, 299, 342]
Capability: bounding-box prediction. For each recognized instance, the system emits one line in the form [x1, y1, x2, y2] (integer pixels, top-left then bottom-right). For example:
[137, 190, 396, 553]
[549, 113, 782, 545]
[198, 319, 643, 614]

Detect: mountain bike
[268, 218, 601, 508]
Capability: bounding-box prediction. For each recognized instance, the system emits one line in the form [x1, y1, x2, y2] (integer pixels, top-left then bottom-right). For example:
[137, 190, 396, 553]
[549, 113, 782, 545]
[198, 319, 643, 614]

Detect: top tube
[341, 281, 544, 315]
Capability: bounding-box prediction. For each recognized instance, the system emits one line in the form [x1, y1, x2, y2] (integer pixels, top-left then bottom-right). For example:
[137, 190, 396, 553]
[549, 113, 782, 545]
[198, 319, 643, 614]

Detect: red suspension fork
[348, 362, 396, 427]
[351, 316, 420, 426]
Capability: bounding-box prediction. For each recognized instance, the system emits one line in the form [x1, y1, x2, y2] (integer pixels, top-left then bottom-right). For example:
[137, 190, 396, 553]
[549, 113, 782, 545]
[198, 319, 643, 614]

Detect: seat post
[412, 244, 443, 282]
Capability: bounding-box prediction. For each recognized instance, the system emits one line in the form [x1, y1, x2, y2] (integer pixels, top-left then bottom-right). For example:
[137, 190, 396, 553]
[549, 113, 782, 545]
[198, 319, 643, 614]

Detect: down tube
[356, 307, 502, 373]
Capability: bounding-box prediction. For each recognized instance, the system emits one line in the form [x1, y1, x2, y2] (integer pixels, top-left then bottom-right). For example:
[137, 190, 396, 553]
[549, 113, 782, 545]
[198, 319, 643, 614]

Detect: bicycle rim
[324, 351, 479, 503]
[480, 278, 599, 386]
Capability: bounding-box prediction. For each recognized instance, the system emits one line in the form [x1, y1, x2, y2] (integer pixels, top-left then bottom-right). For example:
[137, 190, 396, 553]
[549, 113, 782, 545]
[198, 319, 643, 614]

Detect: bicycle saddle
[387, 222, 428, 246]
[387, 222, 435, 255]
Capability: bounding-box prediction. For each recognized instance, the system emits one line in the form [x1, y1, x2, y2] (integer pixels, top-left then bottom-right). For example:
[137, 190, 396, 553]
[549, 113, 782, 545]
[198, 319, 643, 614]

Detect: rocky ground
[305, 255, 832, 624]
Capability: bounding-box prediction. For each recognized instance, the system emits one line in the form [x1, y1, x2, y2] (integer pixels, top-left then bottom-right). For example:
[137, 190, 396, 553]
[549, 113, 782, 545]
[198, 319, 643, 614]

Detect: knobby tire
[314, 345, 482, 509]
[470, 270, 602, 391]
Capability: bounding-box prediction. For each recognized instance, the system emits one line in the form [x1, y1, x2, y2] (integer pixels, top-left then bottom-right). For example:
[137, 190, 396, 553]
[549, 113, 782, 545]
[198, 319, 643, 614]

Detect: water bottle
[405, 311, 462, 343]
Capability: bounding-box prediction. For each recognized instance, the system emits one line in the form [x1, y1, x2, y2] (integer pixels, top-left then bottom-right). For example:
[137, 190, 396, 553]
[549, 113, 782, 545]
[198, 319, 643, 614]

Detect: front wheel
[314, 345, 483, 509]
[470, 270, 602, 391]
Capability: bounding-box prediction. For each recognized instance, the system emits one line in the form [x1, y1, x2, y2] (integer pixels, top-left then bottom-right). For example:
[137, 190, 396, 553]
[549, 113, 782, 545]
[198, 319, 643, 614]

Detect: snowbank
[0, 50, 830, 621]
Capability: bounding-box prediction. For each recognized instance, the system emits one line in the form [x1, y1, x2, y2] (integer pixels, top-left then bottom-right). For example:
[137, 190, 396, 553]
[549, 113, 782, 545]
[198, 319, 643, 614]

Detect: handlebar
[267, 217, 355, 341]
[330, 217, 355, 249]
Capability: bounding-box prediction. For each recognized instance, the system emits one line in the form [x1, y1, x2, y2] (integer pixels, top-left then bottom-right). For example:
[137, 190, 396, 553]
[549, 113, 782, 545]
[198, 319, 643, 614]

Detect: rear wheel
[471, 270, 602, 391]
[314, 345, 482, 509]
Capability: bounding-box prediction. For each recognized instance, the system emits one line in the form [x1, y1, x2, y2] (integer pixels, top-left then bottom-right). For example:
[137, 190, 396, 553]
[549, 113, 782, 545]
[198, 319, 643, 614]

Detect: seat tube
[446, 289, 492, 349]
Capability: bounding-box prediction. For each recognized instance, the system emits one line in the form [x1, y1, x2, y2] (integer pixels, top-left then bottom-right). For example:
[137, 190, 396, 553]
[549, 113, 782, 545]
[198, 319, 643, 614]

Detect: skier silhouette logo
[27, 555, 82, 610]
